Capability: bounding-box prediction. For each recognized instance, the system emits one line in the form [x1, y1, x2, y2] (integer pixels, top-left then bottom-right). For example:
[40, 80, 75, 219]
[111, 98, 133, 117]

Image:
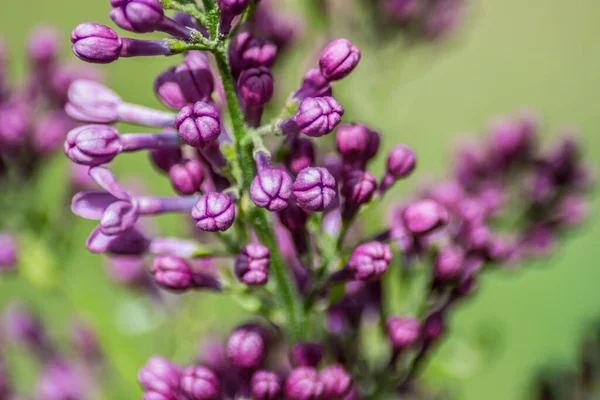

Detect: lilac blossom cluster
[62, 0, 591, 398]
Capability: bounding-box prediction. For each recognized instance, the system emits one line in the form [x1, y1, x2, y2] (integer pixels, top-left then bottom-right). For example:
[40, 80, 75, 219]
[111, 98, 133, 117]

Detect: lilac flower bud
[65, 124, 122, 166]
[226, 325, 266, 369]
[66, 80, 121, 123]
[380, 144, 416, 192]
[293, 167, 337, 212]
[5, 304, 51, 358]
[286, 137, 316, 175]
[294, 68, 333, 101]
[192, 192, 235, 232]
[110, 0, 164, 33]
[150, 256, 194, 291]
[285, 367, 324, 400]
[181, 366, 220, 400]
[291, 342, 323, 367]
[27, 27, 60, 66]
[176, 102, 221, 148]
[293, 96, 344, 138]
[238, 67, 274, 106]
[320, 365, 352, 399]
[341, 170, 377, 207]
[33, 111, 76, 155]
[36, 360, 82, 400]
[231, 32, 277, 77]
[491, 115, 536, 164]
[138, 356, 182, 399]
[101, 201, 139, 235]
[251, 370, 281, 400]
[251, 167, 293, 212]
[386, 317, 420, 351]
[435, 246, 464, 281]
[169, 160, 204, 195]
[218, 0, 249, 35]
[319, 39, 361, 81]
[279, 203, 309, 233]
[150, 147, 183, 173]
[71, 23, 123, 64]
[402, 199, 448, 235]
[235, 244, 270, 286]
[155, 52, 214, 110]
[0, 233, 17, 271]
[335, 123, 380, 166]
[348, 241, 392, 281]
[71, 321, 102, 361]
[423, 312, 446, 343]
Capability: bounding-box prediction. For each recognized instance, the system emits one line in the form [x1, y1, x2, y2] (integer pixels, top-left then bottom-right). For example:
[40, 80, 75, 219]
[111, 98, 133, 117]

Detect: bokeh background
[1, 0, 600, 398]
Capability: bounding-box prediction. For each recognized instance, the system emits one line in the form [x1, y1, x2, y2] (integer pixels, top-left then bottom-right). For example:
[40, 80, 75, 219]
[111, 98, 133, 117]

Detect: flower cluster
[63, 0, 591, 399]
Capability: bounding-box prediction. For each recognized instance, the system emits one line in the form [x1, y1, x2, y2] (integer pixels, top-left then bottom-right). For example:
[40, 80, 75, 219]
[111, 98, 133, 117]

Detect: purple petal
[89, 166, 130, 200]
[86, 226, 114, 253]
[71, 190, 118, 219]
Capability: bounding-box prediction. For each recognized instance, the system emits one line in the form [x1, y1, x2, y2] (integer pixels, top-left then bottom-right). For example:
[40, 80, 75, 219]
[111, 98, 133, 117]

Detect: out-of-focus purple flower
[5, 304, 51, 358]
[382, 0, 421, 22]
[226, 325, 266, 369]
[169, 159, 204, 195]
[235, 244, 270, 286]
[138, 356, 182, 400]
[217, 0, 249, 35]
[230, 32, 277, 77]
[294, 68, 333, 101]
[36, 359, 82, 400]
[284, 367, 324, 400]
[150, 256, 195, 291]
[423, 0, 464, 39]
[402, 199, 448, 235]
[553, 195, 588, 227]
[27, 27, 60, 67]
[291, 342, 323, 368]
[520, 225, 556, 258]
[150, 147, 183, 174]
[386, 317, 420, 351]
[293, 96, 344, 138]
[248, 0, 297, 50]
[192, 192, 236, 232]
[422, 311, 446, 343]
[71, 321, 102, 361]
[154, 52, 214, 110]
[71, 23, 123, 64]
[286, 137, 316, 175]
[176, 101, 221, 148]
[33, 111, 76, 155]
[320, 365, 352, 399]
[251, 370, 281, 400]
[347, 241, 392, 281]
[335, 123, 380, 167]
[0, 102, 29, 148]
[293, 167, 337, 212]
[87, 226, 151, 256]
[105, 255, 147, 286]
[180, 366, 220, 400]
[319, 39, 361, 81]
[251, 166, 293, 212]
[435, 246, 464, 281]
[0, 233, 17, 271]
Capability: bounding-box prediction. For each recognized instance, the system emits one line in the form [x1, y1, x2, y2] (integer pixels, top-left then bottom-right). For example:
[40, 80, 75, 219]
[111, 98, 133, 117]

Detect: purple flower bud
[109, 0, 164, 33]
[251, 167, 293, 212]
[226, 325, 266, 369]
[169, 160, 204, 195]
[319, 39, 361, 81]
[71, 23, 123, 64]
[291, 342, 323, 367]
[402, 199, 448, 235]
[435, 246, 464, 281]
[279, 202, 309, 233]
[231, 33, 277, 77]
[181, 366, 220, 400]
[65, 124, 122, 166]
[192, 192, 236, 232]
[251, 370, 281, 400]
[320, 365, 352, 399]
[150, 256, 194, 291]
[293, 167, 337, 212]
[238, 67, 274, 106]
[0, 233, 17, 271]
[150, 147, 183, 173]
[380, 145, 416, 192]
[383, 0, 420, 22]
[348, 241, 392, 281]
[294, 68, 333, 101]
[27, 27, 60, 66]
[5, 304, 51, 358]
[341, 170, 377, 207]
[423, 0, 463, 39]
[0, 102, 29, 148]
[423, 312, 446, 343]
[36, 360, 82, 400]
[335, 124, 380, 166]
[386, 317, 420, 351]
[294, 97, 344, 138]
[218, 0, 249, 35]
[176, 102, 221, 148]
[66, 80, 121, 123]
[155, 52, 214, 110]
[32, 111, 76, 155]
[285, 367, 324, 400]
[490, 115, 536, 164]
[101, 200, 139, 235]
[105, 256, 146, 286]
[71, 321, 102, 361]
[286, 137, 316, 175]
[235, 244, 270, 286]
[138, 356, 182, 399]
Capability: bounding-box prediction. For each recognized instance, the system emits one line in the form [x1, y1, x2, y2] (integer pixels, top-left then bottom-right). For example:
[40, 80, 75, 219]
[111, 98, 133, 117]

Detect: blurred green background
[1, 0, 600, 399]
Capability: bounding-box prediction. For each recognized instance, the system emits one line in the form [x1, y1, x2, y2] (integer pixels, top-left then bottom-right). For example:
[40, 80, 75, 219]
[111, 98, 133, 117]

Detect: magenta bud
[423, 312, 446, 343]
[251, 168, 293, 212]
[491, 115, 536, 163]
[435, 246, 464, 281]
[36, 360, 82, 400]
[284, 367, 324, 400]
[294, 96, 344, 138]
[100, 201, 138, 236]
[169, 160, 204, 195]
[150, 256, 194, 291]
[71, 23, 122, 64]
[231, 32, 277, 76]
[279, 203, 309, 233]
[180, 366, 220, 400]
[320, 365, 352, 399]
[293, 167, 337, 212]
[386, 144, 416, 179]
[335, 123, 380, 166]
[235, 244, 270, 286]
[66, 80, 121, 124]
[218, 0, 249, 35]
[319, 39, 361, 81]
[110, 0, 164, 33]
[402, 199, 448, 235]
[27, 27, 60, 66]
[238, 67, 274, 106]
[251, 370, 281, 400]
[226, 326, 266, 369]
[192, 192, 235, 232]
[155, 52, 214, 110]
[386, 317, 420, 351]
[341, 170, 377, 206]
[294, 68, 333, 101]
[176, 101, 221, 148]
[149, 147, 183, 173]
[348, 241, 392, 281]
[65, 125, 122, 166]
[0, 233, 18, 271]
[291, 342, 323, 368]
[286, 137, 316, 175]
